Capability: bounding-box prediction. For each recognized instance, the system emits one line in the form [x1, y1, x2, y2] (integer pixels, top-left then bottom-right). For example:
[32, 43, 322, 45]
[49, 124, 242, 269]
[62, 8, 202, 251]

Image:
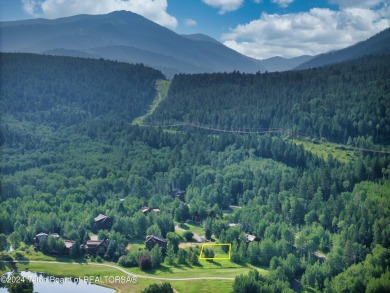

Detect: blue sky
[1, 0, 389, 59]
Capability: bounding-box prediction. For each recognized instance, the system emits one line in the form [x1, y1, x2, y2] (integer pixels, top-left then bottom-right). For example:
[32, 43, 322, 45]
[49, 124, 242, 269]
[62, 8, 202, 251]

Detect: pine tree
[151, 245, 162, 268]
[166, 243, 176, 265]
[177, 248, 187, 264]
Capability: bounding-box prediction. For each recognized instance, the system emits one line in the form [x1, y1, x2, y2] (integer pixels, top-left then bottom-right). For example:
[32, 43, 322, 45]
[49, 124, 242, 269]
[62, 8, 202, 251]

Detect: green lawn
[127, 239, 146, 251]
[171, 279, 234, 293]
[176, 222, 206, 236]
[15, 261, 239, 293]
[199, 244, 231, 259]
[4, 244, 269, 293]
[12, 259, 267, 293]
[126, 260, 268, 279]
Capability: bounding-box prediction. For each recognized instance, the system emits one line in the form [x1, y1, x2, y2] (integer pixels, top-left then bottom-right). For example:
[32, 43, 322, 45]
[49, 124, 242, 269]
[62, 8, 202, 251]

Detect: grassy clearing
[126, 260, 268, 279]
[12, 259, 268, 293]
[127, 239, 146, 251]
[5, 244, 269, 292]
[6, 247, 85, 263]
[176, 222, 205, 236]
[15, 262, 238, 293]
[16, 262, 120, 278]
[132, 79, 171, 125]
[291, 138, 359, 163]
[200, 244, 231, 259]
[178, 242, 201, 249]
[171, 279, 234, 293]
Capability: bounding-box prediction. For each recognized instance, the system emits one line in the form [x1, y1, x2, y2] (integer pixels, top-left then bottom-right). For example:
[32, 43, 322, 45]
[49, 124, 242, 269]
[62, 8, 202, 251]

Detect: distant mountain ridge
[296, 27, 390, 70]
[0, 11, 265, 76]
[257, 55, 313, 72]
[1, 11, 388, 75]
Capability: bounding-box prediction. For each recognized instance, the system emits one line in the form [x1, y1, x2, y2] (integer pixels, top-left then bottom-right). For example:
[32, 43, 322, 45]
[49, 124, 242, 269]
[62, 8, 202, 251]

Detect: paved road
[1, 260, 235, 281]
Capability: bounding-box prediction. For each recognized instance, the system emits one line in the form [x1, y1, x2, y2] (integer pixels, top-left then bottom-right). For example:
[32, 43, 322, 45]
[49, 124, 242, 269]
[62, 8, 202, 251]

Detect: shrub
[183, 231, 194, 242]
[118, 251, 139, 267]
[203, 248, 215, 259]
[141, 282, 174, 293]
[177, 249, 187, 264]
[139, 254, 152, 270]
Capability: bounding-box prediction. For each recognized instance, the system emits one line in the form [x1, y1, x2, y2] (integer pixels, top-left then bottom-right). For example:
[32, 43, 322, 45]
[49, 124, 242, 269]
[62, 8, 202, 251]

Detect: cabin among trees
[33, 232, 107, 257]
[33, 232, 60, 247]
[33, 233, 81, 256]
[94, 214, 113, 230]
[145, 235, 167, 250]
[33, 232, 48, 246]
[85, 239, 109, 256]
[64, 240, 76, 253]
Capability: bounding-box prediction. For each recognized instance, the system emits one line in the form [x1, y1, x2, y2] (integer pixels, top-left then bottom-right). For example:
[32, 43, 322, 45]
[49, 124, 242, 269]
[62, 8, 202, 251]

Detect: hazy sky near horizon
[1, 0, 389, 59]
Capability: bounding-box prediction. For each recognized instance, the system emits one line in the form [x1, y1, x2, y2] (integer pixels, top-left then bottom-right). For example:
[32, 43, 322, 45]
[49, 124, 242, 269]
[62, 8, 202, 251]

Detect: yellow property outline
[199, 243, 232, 260]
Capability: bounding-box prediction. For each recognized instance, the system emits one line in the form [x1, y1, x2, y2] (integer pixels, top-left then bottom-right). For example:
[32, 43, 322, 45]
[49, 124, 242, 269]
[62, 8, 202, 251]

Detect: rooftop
[145, 235, 166, 243]
[94, 214, 108, 222]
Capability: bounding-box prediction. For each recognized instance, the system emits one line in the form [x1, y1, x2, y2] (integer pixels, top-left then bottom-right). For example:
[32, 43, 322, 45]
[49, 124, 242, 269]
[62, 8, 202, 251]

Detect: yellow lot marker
[199, 243, 232, 260]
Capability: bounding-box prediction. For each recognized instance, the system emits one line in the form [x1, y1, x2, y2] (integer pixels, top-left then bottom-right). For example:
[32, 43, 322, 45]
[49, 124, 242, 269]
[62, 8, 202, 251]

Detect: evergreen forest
[0, 53, 389, 292]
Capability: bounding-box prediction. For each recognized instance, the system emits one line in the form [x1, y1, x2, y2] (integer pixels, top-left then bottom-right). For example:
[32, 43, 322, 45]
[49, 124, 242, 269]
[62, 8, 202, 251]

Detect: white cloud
[329, 0, 387, 8]
[272, 0, 294, 8]
[184, 18, 197, 26]
[222, 7, 390, 59]
[22, 0, 178, 29]
[201, 0, 244, 14]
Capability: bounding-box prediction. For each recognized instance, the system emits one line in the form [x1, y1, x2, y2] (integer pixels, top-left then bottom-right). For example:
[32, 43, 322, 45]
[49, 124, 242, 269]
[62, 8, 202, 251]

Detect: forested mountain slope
[149, 55, 390, 145]
[0, 53, 164, 124]
[0, 53, 389, 292]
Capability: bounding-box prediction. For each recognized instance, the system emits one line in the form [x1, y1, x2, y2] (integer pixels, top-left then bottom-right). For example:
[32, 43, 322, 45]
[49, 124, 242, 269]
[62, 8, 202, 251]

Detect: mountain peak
[0, 11, 264, 76]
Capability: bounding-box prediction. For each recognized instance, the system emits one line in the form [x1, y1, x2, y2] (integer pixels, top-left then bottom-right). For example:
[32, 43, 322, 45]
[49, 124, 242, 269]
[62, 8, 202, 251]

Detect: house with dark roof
[94, 214, 113, 230]
[33, 232, 48, 245]
[85, 239, 109, 256]
[145, 235, 167, 250]
[33, 232, 61, 246]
